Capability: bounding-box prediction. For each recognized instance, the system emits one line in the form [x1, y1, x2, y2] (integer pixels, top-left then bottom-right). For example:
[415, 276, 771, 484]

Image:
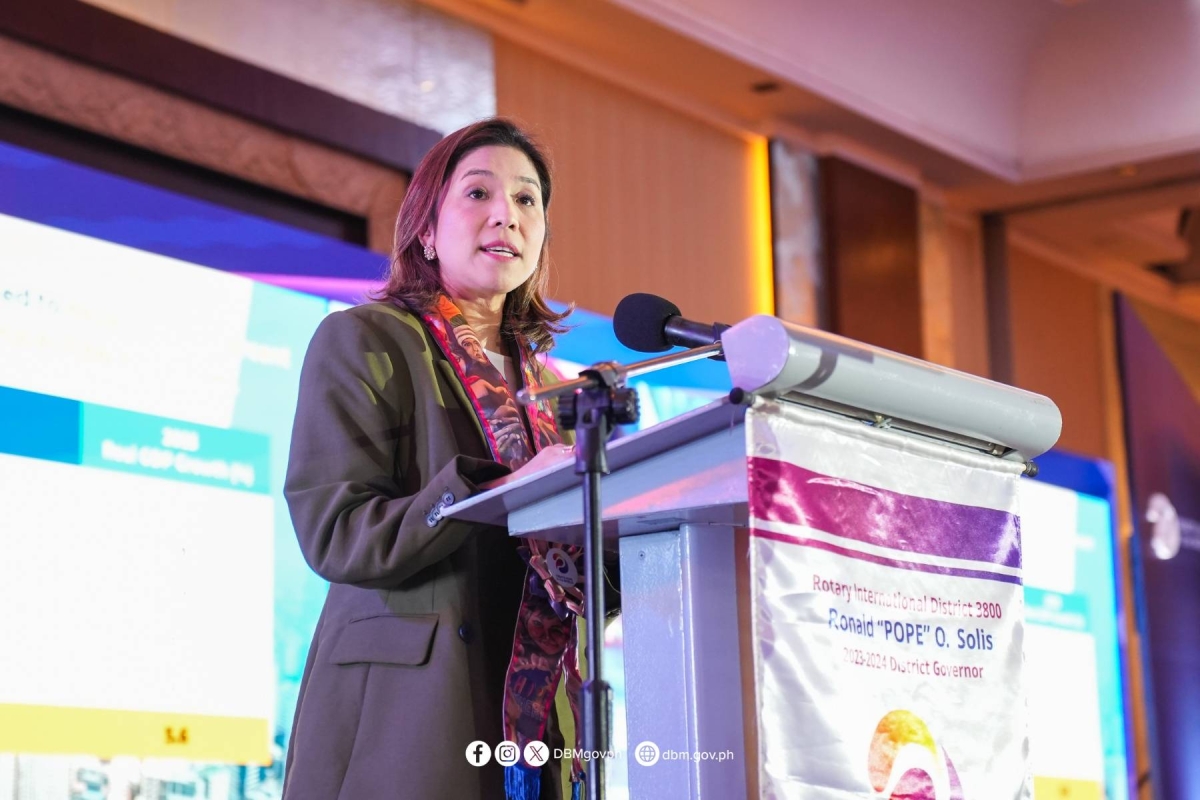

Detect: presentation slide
[1021, 478, 1129, 800]
[0, 136, 382, 797]
[0, 211, 332, 764]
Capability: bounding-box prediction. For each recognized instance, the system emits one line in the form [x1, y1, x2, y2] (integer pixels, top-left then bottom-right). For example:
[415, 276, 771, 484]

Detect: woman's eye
[517, 194, 537, 206]
[468, 188, 487, 200]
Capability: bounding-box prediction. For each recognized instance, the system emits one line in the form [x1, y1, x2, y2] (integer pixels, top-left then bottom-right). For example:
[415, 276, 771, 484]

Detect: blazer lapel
[435, 357, 489, 452]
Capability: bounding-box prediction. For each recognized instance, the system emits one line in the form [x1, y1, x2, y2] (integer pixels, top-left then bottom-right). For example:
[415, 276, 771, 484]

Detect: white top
[485, 348, 519, 391]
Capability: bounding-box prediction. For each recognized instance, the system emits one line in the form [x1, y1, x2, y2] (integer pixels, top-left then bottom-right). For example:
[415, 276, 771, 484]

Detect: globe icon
[634, 741, 660, 766]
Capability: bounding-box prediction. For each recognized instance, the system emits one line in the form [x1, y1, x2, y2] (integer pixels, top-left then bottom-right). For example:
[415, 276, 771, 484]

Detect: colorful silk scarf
[420, 296, 586, 800]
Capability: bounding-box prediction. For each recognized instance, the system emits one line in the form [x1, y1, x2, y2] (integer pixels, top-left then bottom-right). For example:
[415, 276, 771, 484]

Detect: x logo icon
[523, 742, 550, 766]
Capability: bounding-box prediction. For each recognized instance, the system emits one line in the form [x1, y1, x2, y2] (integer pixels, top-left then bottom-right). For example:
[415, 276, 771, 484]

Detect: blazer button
[457, 622, 474, 644]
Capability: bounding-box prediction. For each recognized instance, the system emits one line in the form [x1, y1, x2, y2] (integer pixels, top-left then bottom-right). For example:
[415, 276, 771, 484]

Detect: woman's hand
[478, 443, 575, 490]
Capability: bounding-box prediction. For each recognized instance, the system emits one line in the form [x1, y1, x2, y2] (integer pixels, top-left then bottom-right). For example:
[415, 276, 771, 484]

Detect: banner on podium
[747, 400, 1029, 800]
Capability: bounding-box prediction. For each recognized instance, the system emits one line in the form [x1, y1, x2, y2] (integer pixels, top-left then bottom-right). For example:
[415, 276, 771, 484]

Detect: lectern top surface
[442, 397, 745, 525]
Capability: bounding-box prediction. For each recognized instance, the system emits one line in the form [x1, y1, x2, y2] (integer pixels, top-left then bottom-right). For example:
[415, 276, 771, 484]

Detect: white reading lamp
[720, 314, 1062, 468]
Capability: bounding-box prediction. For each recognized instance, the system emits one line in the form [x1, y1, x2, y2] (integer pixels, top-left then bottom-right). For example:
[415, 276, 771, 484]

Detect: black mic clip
[555, 361, 639, 436]
[664, 317, 730, 359]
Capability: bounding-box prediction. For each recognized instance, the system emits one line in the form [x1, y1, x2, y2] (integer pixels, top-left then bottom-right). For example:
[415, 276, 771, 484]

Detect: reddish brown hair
[374, 117, 570, 364]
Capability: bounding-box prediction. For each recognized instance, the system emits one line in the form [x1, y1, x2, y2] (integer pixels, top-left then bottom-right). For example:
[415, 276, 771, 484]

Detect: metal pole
[581, 467, 609, 800]
[556, 368, 637, 800]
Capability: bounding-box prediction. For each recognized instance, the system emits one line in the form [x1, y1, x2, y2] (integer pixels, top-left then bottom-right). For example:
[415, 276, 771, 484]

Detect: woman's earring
[423, 244, 437, 262]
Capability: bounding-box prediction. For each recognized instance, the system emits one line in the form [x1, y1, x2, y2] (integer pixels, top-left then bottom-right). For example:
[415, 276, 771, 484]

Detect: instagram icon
[495, 741, 520, 767]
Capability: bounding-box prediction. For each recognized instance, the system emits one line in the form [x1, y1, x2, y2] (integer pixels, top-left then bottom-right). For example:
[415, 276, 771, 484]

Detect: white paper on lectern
[746, 400, 1029, 800]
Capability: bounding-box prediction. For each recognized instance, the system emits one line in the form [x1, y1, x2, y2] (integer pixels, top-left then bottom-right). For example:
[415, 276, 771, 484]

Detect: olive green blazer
[281, 302, 565, 800]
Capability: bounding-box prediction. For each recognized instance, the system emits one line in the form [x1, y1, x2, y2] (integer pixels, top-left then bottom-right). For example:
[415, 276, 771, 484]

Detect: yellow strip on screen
[0, 703, 271, 764]
[1033, 775, 1104, 800]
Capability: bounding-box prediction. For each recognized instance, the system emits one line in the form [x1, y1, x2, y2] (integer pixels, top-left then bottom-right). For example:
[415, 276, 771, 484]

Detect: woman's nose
[490, 197, 518, 228]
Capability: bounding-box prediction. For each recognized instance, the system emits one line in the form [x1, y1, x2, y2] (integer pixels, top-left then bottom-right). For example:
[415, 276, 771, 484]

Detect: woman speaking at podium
[282, 118, 600, 800]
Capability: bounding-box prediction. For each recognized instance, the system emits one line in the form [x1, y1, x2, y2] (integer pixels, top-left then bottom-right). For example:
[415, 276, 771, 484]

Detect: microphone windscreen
[613, 293, 681, 353]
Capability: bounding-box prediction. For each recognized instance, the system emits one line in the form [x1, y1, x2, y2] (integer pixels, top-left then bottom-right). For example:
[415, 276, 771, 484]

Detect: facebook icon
[465, 740, 492, 767]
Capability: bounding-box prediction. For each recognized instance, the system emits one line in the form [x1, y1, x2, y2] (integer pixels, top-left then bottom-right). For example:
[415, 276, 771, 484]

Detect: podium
[446, 315, 1062, 799]
[448, 397, 757, 798]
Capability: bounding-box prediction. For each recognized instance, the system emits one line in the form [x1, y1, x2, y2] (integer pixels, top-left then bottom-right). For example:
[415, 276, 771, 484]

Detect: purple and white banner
[747, 400, 1030, 800]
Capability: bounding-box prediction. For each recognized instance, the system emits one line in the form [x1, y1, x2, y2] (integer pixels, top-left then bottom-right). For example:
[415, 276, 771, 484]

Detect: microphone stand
[518, 342, 722, 800]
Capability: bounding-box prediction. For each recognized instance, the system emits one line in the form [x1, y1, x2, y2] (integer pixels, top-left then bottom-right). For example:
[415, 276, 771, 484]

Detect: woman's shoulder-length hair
[373, 117, 571, 368]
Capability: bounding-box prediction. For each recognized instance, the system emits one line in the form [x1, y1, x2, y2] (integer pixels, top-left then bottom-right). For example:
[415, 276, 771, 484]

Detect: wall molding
[1008, 228, 1200, 325]
[0, 0, 440, 173]
[0, 33, 408, 254]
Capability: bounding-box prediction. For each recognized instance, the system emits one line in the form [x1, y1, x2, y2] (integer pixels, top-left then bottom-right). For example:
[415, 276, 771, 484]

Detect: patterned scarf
[420, 296, 587, 800]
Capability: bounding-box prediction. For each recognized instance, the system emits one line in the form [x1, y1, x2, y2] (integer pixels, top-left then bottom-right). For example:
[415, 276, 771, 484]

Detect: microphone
[613, 293, 730, 353]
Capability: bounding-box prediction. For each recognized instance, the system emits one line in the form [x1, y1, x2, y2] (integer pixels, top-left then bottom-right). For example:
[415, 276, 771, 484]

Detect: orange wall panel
[1009, 245, 1107, 458]
[495, 39, 769, 323]
[919, 203, 989, 375]
[944, 214, 990, 376]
